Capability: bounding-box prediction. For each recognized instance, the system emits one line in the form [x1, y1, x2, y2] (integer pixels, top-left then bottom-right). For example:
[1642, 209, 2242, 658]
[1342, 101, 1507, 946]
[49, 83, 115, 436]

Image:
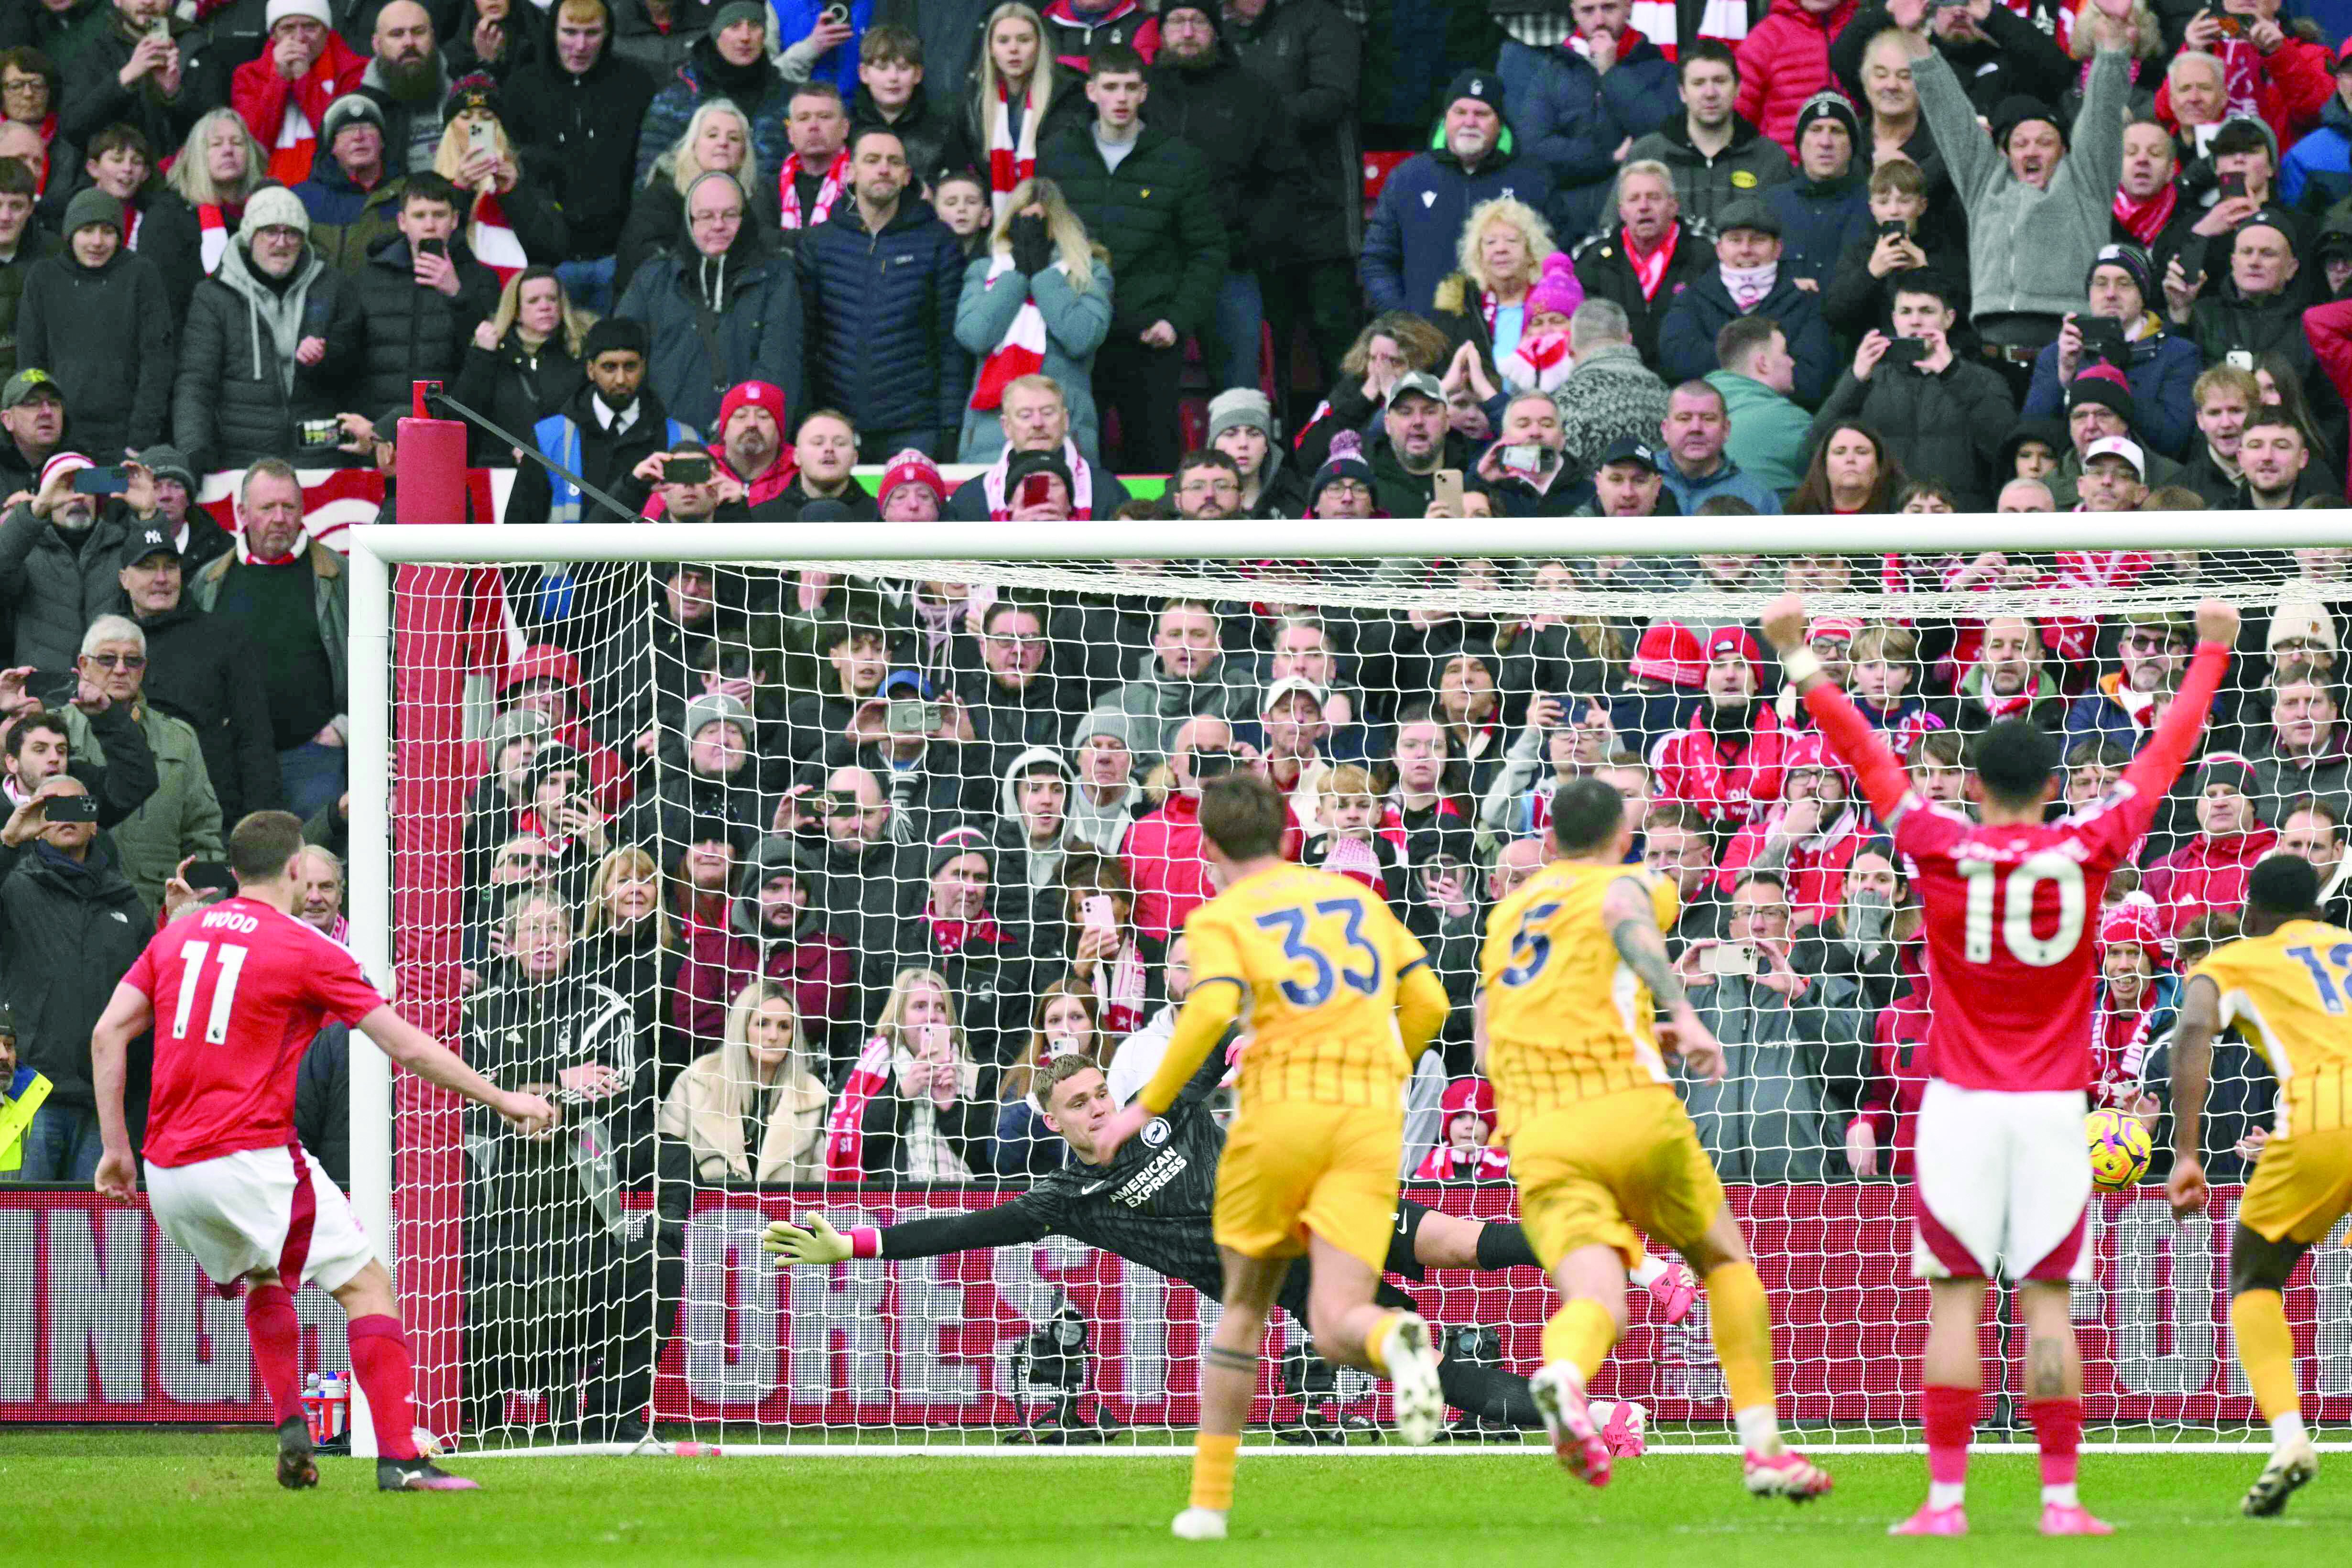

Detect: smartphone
[1081, 894, 1117, 934]
[1188, 747, 1238, 780]
[146, 16, 170, 41]
[297, 417, 343, 450]
[1432, 468, 1464, 512]
[2176, 236, 2210, 285]
[819, 0, 850, 23]
[2206, 0, 2243, 36]
[2218, 169, 2249, 201]
[885, 700, 938, 734]
[2077, 315, 2127, 365]
[185, 860, 239, 897]
[1877, 218, 1908, 239]
[665, 453, 712, 485]
[1017, 473, 1054, 508]
[1882, 336, 1928, 368]
[467, 117, 493, 156]
[818, 790, 859, 817]
[71, 466, 130, 495]
[40, 794, 100, 824]
[1698, 942, 1759, 978]
[417, 237, 447, 260]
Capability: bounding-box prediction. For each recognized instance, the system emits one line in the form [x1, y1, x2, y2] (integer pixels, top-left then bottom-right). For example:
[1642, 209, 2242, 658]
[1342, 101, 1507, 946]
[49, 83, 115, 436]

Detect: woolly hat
[2085, 240, 2153, 302]
[879, 448, 947, 510]
[926, 825, 994, 878]
[2097, 891, 2168, 961]
[2068, 361, 2135, 423]
[1206, 387, 1273, 446]
[321, 92, 385, 145]
[239, 184, 310, 242]
[266, 0, 331, 27]
[134, 443, 196, 491]
[1991, 95, 2065, 150]
[2195, 750, 2259, 796]
[1629, 620, 1707, 688]
[582, 316, 648, 361]
[682, 690, 752, 742]
[1793, 89, 1860, 146]
[1160, 0, 1220, 34]
[2268, 597, 2339, 652]
[1525, 250, 1583, 320]
[446, 71, 501, 121]
[1444, 66, 1503, 116]
[1003, 447, 1075, 497]
[62, 187, 121, 236]
[710, 0, 768, 34]
[39, 451, 92, 491]
[1439, 1076, 1497, 1136]
[1706, 625, 1764, 691]
[717, 379, 786, 434]
[1805, 613, 1863, 644]
[1306, 430, 1375, 510]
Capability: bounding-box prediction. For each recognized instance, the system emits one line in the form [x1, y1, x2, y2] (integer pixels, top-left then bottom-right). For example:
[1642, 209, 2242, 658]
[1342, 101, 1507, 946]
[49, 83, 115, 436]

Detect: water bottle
[302, 1373, 324, 1443]
[320, 1372, 348, 1440]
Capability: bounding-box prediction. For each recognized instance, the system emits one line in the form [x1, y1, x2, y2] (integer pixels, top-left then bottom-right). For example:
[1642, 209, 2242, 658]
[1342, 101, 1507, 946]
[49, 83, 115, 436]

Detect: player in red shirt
[90, 812, 555, 1493]
[1764, 593, 2238, 1539]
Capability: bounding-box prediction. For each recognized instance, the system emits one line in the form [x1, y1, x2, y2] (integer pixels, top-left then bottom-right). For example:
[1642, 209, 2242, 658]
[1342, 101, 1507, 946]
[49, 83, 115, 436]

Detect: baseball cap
[1262, 675, 1329, 712]
[1597, 436, 1661, 473]
[120, 525, 181, 571]
[2083, 435, 2146, 478]
[2, 368, 60, 409]
[1387, 370, 1445, 407]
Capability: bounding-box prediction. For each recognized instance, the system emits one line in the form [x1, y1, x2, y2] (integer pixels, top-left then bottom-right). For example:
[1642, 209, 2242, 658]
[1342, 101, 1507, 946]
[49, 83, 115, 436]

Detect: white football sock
[1928, 1482, 1965, 1510]
[1631, 1255, 1668, 1288]
[1734, 1405, 1779, 1452]
[2041, 1482, 2079, 1509]
[2273, 1413, 2308, 1448]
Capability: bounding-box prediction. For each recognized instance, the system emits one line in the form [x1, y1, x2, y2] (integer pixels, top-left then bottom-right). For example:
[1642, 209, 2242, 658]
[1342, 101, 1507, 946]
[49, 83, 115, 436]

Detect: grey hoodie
[1918, 44, 2126, 321]
[994, 744, 1077, 891]
[1066, 709, 1144, 855]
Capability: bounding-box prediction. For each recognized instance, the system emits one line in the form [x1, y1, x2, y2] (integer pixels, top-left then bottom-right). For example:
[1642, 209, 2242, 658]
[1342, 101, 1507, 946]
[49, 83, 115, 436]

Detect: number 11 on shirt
[171, 941, 250, 1045]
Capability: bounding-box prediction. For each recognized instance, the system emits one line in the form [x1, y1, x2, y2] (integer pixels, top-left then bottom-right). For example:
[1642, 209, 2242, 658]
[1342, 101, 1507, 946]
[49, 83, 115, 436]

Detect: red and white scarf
[982, 437, 1095, 518]
[1625, 221, 1679, 301]
[2112, 181, 2177, 246]
[821, 1033, 893, 1181]
[468, 189, 527, 285]
[269, 98, 316, 185]
[1091, 939, 1148, 1037]
[969, 254, 1053, 412]
[777, 149, 849, 231]
[986, 78, 1041, 219]
[197, 202, 230, 276]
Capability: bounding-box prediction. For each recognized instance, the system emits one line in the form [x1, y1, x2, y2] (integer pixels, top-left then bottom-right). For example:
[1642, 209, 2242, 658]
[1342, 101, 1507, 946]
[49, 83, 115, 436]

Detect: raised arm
[2164, 972, 2221, 1219]
[1762, 593, 1915, 822]
[2116, 605, 2239, 823]
[1602, 874, 1722, 1082]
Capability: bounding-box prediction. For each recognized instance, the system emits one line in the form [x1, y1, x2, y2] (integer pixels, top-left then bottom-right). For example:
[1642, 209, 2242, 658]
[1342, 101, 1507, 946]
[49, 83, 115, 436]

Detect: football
[2087, 1108, 2155, 1191]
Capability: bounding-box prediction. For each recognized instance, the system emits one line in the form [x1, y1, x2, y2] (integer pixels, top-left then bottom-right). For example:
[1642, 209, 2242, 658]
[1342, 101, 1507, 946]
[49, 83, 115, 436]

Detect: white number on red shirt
[170, 940, 251, 1044]
[1958, 853, 2087, 968]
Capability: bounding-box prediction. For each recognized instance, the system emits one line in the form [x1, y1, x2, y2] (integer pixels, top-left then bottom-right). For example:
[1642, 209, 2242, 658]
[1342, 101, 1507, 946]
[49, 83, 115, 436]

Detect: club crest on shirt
[1142, 1117, 1171, 1147]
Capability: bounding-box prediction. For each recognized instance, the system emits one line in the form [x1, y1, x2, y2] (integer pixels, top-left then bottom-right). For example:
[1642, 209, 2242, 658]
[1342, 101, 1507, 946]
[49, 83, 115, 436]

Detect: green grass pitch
[3, 1429, 2343, 1567]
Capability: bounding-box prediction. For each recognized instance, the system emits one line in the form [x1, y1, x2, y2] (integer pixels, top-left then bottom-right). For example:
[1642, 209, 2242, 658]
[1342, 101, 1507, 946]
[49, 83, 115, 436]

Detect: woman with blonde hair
[660, 980, 830, 1183]
[616, 98, 773, 294]
[455, 264, 592, 457]
[147, 107, 270, 316]
[954, 174, 1112, 463]
[579, 844, 683, 1086]
[433, 73, 568, 277]
[992, 978, 1108, 1174]
[1427, 196, 1557, 376]
[966, 4, 1074, 220]
[822, 968, 993, 1182]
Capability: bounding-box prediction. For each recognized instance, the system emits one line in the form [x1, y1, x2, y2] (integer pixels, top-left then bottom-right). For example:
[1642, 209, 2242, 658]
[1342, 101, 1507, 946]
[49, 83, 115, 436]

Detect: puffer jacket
[60, 9, 203, 157]
[613, 221, 805, 437]
[1036, 120, 1228, 338]
[796, 196, 969, 444]
[349, 232, 502, 421]
[1657, 267, 1835, 405]
[172, 239, 365, 473]
[0, 501, 139, 673]
[501, 1, 660, 260]
[0, 837, 149, 1112]
[1806, 353, 2017, 510]
[1502, 33, 1678, 240]
[1734, 0, 1858, 159]
[1227, 0, 1365, 260]
[60, 699, 222, 915]
[952, 252, 1113, 465]
[1624, 111, 1793, 237]
[291, 147, 403, 272]
[1362, 133, 1555, 316]
[2283, 93, 2352, 214]
[16, 243, 174, 461]
[2020, 315, 2201, 460]
[633, 33, 794, 185]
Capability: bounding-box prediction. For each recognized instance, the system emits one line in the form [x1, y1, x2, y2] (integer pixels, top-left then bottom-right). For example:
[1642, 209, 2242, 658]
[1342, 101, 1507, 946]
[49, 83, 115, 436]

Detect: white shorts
[145, 1145, 377, 1294]
[1911, 1080, 2093, 1284]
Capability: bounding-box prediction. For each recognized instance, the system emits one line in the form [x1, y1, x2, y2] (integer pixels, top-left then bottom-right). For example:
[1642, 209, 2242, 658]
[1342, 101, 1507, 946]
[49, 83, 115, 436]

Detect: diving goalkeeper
[765, 1049, 1557, 1432]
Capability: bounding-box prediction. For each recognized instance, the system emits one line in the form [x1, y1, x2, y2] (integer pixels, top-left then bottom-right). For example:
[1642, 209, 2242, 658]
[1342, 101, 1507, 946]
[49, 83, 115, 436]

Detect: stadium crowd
[5, 0, 2352, 1438]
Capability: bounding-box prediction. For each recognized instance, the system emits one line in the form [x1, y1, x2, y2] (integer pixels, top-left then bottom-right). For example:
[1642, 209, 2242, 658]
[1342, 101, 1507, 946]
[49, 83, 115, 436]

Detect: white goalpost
[345, 514, 2352, 1458]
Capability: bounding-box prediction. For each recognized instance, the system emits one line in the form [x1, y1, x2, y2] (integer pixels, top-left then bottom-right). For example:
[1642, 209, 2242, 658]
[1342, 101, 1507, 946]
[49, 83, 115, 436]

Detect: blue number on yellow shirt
[2285, 943, 2352, 1014]
[1500, 901, 1562, 988]
[1254, 899, 1383, 1009]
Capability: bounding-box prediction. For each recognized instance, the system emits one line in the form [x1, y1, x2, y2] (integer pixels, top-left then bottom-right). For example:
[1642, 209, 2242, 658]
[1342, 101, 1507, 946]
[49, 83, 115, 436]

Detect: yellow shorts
[1506, 1086, 1725, 1273]
[2238, 1123, 2352, 1246]
[1214, 1100, 1402, 1274]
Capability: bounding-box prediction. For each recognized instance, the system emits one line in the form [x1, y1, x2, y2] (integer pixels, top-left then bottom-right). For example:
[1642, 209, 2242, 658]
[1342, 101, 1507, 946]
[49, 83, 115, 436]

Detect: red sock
[244, 1284, 305, 1428]
[348, 1315, 420, 1461]
[1922, 1384, 1977, 1486]
[2026, 1396, 2082, 1487]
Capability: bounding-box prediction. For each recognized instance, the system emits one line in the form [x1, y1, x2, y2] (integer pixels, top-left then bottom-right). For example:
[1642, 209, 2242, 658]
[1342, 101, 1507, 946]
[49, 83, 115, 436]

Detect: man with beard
[358, 0, 449, 177]
[1167, 450, 1243, 522]
[638, 378, 787, 522]
[1628, 41, 1790, 235]
[1141, 2, 1313, 395]
[1571, 162, 1710, 369]
[511, 317, 690, 530]
[1938, 614, 2065, 736]
[2232, 414, 2334, 509]
[674, 835, 853, 1066]
[1649, 627, 1788, 829]
[1362, 68, 1553, 318]
[1365, 371, 1464, 520]
[0, 450, 151, 674]
[2065, 610, 2202, 756]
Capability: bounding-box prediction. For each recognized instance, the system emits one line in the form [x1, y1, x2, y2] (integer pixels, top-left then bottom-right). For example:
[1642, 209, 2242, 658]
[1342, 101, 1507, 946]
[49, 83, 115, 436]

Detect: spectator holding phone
[0, 450, 167, 674]
[823, 965, 993, 1182]
[1808, 270, 2014, 509]
[16, 188, 173, 464]
[2021, 240, 2199, 459]
[350, 172, 500, 421]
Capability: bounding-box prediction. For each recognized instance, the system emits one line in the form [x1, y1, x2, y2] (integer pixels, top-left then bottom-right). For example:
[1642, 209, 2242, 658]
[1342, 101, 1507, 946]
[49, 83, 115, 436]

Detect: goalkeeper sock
[1436, 1359, 1538, 1427]
[348, 1315, 420, 1461]
[1475, 1222, 1541, 1271]
[1539, 1298, 1619, 1383]
[243, 1284, 305, 1427]
[1922, 1383, 1975, 1507]
[2230, 1290, 2302, 1426]
[1190, 1432, 1239, 1513]
[2026, 1395, 2082, 1507]
[1630, 1255, 1668, 1288]
[1701, 1263, 1778, 1421]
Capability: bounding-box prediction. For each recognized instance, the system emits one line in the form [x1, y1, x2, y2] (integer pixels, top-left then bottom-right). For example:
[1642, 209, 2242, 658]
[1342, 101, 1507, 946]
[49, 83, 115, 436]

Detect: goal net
[348, 518, 2352, 1454]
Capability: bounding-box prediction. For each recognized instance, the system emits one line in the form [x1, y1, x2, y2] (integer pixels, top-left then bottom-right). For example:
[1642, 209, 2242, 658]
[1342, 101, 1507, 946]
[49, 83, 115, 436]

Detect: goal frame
[343, 512, 2352, 1458]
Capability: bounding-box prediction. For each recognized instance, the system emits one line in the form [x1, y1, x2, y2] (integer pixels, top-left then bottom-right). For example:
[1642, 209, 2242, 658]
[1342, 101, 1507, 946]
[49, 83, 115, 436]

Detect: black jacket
[293, 1023, 350, 1187]
[1571, 222, 1712, 369]
[450, 327, 584, 465]
[1036, 120, 1229, 338]
[1809, 355, 2019, 511]
[612, 221, 806, 437]
[60, 11, 205, 159]
[848, 84, 978, 194]
[172, 240, 365, 473]
[135, 191, 234, 324]
[1143, 44, 1319, 268]
[1226, 0, 1363, 262]
[0, 501, 142, 673]
[1657, 268, 1837, 407]
[796, 197, 969, 444]
[132, 598, 285, 823]
[350, 232, 502, 420]
[0, 836, 150, 1111]
[501, 6, 659, 260]
[0, 228, 60, 384]
[504, 379, 674, 528]
[17, 245, 175, 461]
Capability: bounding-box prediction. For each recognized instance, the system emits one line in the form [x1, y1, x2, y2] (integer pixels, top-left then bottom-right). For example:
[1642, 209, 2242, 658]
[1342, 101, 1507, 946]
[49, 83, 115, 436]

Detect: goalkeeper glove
[762, 1215, 853, 1265]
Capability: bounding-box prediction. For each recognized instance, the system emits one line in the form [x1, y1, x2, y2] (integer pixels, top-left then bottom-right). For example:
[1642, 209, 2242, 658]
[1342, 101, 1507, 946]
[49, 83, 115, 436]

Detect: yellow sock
[1704, 1262, 1779, 1414]
[1540, 1298, 1620, 1383]
[1361, 1310, 1405, 1375]
[2231, 1290, 2301, 1423]
[1190, 1431, 1240, 1513]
